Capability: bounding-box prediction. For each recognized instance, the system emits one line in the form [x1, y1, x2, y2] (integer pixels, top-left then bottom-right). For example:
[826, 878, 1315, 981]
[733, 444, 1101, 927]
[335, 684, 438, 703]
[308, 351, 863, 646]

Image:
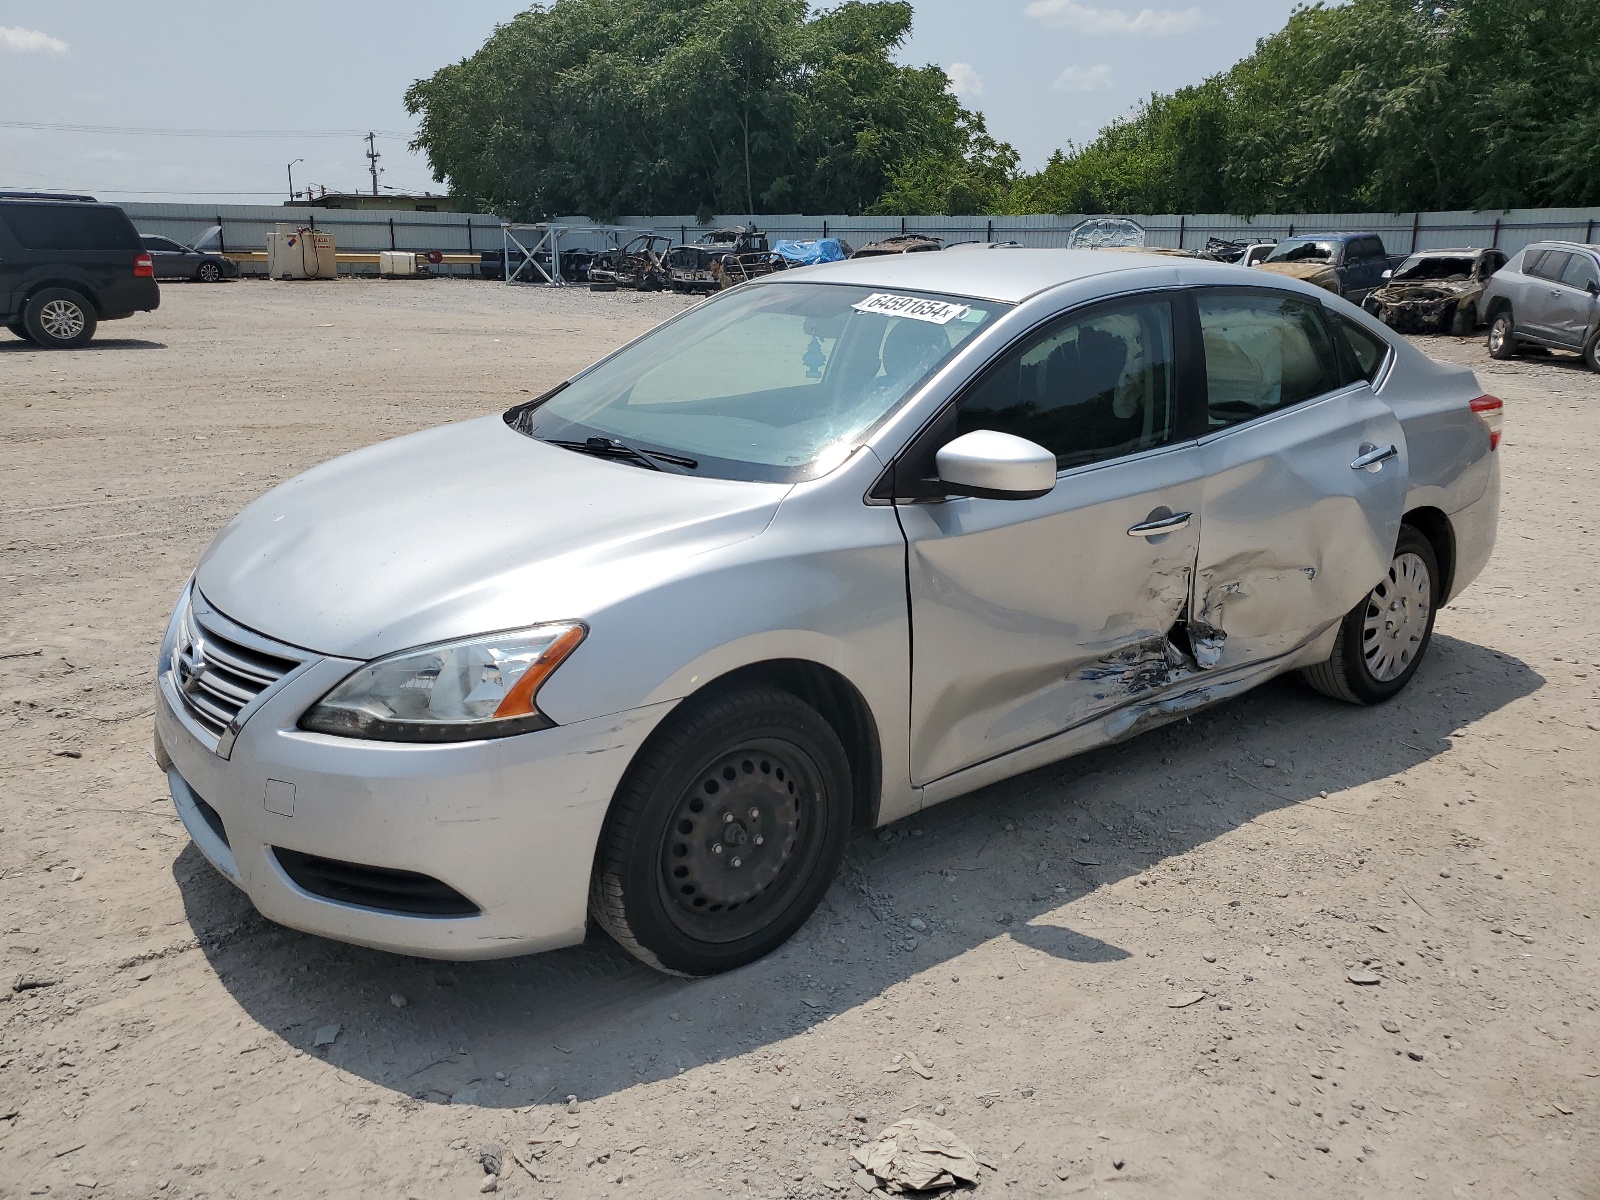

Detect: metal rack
[500, 222, 651, 286]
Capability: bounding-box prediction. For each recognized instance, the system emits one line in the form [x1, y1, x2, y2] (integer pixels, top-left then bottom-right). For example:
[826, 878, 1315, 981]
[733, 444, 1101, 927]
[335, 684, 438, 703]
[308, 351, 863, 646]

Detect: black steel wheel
[590, 685, 852, 976]
[22, 288, 96, 349]
[196, 260, 223, 282]
[1300, 525, 1439, 705]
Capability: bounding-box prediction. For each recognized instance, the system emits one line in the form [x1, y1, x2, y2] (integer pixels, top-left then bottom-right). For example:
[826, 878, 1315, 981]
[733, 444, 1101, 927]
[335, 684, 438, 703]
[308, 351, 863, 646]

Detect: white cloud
[946, 62, 984, 101]
[1025, 1, 1203, 35]
[1054, 64, 1114, 92]
[0, 25, 68, 54]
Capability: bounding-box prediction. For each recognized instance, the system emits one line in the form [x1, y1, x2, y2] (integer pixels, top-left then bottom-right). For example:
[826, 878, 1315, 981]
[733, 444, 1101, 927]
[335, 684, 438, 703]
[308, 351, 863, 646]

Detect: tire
[589, 685, 853, 976]
[1450, 301, 1477, 337]
[1487, 308, 1517, 359]
[6, 319, 34, 343]
[196, 260, 223, 283]
[22, 288, 96, 349]
[1300, 526, 1439, 705]
[1584, 331, 1600, 373]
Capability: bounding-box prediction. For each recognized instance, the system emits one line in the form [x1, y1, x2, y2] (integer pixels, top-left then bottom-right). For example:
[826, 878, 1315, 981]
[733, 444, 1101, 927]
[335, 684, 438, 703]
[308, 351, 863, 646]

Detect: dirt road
[1, 280, 1596, 1199]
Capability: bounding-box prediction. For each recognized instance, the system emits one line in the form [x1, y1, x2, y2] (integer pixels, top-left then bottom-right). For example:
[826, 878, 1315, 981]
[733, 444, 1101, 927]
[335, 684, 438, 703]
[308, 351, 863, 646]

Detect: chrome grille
[169, 590, 306, 755]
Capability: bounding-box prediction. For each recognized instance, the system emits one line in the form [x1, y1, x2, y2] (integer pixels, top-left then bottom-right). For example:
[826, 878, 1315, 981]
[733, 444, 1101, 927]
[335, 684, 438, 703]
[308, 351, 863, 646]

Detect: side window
[1559, 254, 1598, 292]
[1528, 250, 1571, 282]
[1480, 252, 1506, 278]
[1335, 315, 1389, 383]
[1198, 291, 1342, 428]
[3, 204, 138, 251]
[1353, 238, 1378, 262]
[955, 299, 1176, 470]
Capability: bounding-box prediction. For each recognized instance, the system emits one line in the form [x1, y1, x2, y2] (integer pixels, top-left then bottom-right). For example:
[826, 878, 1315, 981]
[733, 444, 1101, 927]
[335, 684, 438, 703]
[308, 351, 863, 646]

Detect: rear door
[1190, 288, 1406, 670]
[0, 208, 26, 319]
[899, 293, 1209, 785]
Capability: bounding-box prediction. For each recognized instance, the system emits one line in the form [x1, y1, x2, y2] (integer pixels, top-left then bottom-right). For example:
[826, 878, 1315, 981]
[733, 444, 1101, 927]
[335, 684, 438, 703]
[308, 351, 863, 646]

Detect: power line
[0, 121, 411, 139]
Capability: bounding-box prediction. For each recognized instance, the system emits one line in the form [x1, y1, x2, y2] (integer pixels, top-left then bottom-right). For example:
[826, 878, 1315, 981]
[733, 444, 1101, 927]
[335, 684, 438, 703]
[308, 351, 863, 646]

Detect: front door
[1520, 250, 1572, 340]
[900, 294, 1206, 785]
[1548, 251, 1600, 349]
[1190, 289, 1407, 670]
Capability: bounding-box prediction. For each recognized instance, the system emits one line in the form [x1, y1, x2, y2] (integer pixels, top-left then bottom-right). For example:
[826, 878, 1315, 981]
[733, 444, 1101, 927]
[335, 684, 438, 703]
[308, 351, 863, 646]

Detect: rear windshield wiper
[547, 436, 698, 473]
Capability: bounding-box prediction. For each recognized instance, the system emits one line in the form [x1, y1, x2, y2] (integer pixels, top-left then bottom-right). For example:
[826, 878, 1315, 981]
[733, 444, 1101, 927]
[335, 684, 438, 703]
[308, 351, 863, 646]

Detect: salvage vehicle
[1255, 233, 1402, 303]
[664, 227, 768, 294]
[1, 194, 159, 348]
[155, 250, 1501, 975]
[851, 234, 943, 258]
[588, 234, 672, 290]
[1363, 248, 1506, 335]
[1479, 241, 1600, 371]
[140, 228, 237, 282]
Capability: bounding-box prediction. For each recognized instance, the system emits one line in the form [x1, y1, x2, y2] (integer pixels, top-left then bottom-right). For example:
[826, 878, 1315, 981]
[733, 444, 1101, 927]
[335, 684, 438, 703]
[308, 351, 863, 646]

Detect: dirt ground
[1, 278, 1596, 1200]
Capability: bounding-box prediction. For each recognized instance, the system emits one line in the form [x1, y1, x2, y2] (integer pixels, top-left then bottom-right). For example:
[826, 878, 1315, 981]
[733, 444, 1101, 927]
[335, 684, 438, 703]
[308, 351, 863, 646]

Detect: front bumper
[154, 596, 673, 960]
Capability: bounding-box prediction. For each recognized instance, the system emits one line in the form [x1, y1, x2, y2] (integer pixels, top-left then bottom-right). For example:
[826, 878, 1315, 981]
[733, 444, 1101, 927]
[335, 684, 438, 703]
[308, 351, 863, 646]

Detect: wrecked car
[1199, 237, 1276, 267]
[850, 233, 943, 258]
[665, 226, 769, 293]
[155, 249, 1500, 977]
[1479, 241, 1600, 372]
[1363, 248, 1507, 335]
[588, 234, 672, 290]
[1255, 233, 1403, 303]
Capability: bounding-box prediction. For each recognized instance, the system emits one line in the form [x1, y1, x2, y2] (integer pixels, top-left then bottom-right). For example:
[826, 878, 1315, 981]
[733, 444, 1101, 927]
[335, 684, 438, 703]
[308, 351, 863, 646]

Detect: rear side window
[1559, 254, 1599, 292]
[1335, 316, 1390, 383]
[0, 203, 139, 251]
[1527, 250, 1571, 282]
[955, 298, 1177, 470]
[1197, 292, 1342, 428]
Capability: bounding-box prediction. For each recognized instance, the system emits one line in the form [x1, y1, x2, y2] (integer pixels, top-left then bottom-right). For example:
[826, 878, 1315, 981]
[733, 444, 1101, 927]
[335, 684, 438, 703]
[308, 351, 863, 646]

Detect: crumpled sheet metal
[851, 1118, 981, 1192]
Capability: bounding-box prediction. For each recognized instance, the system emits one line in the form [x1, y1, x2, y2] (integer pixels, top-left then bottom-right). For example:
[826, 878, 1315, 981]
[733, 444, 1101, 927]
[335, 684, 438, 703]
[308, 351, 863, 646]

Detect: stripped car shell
[154, 249, 1500, 972]
[1364, 248, 1507, 335]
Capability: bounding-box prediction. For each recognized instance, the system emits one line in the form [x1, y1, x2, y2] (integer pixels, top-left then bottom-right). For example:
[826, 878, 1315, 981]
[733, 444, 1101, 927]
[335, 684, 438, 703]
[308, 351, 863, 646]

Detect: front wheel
[196, 260, 223, 282]
[1450, 301, 1477, 337]
[23, 288, 96, 349]
[1487, 309, 1517, 359]
[1300, 526, 1439, 705]
[590, 686, 853, 976]
[1584, 331, 1600, 373]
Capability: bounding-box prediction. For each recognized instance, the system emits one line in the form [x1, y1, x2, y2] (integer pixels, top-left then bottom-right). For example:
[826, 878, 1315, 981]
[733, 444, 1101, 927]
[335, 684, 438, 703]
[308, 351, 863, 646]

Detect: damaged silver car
[155, 250, 1500, 975]
[1364, 247, 1507, 335]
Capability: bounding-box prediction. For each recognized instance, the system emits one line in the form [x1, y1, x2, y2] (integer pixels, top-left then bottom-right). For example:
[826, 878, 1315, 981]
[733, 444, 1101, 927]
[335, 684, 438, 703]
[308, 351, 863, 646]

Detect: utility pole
[365, 132, 381, 197]
[287, 157, 303, 202]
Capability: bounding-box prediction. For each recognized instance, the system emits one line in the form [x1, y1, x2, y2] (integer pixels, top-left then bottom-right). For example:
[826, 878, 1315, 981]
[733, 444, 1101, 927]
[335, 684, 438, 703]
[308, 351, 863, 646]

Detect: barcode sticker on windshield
[851, 293, 971, 324]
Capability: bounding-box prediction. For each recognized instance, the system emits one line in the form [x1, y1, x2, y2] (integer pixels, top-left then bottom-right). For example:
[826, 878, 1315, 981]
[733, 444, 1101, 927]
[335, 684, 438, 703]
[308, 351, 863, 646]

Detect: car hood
[1371, 278, 1480, 301]
[195, 416, 790, 660]
[1255, 261, 1341, 291]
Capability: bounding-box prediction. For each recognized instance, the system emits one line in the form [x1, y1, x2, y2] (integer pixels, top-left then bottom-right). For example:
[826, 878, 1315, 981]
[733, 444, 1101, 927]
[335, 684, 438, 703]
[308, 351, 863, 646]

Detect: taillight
[1470, 395, 1503, 450]
[134, 252, 154, 278]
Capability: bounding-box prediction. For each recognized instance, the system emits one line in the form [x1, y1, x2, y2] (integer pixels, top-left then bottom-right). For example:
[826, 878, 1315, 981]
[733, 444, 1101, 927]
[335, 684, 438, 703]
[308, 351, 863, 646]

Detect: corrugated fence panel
[111, 201, 1600, 275]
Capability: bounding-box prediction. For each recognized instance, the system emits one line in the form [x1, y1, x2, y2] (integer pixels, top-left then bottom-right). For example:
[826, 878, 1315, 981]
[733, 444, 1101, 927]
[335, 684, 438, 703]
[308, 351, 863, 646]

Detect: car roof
[768, 247, 1290, 304]
[1524, 240, 1600, 253]
[1406, 247, 1488, 256]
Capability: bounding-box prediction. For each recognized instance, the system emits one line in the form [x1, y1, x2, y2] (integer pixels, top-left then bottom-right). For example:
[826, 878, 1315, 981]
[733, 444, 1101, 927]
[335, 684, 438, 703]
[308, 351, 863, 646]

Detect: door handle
[1350, 443, 1398, 471]
[1127, 511, 1192, 537]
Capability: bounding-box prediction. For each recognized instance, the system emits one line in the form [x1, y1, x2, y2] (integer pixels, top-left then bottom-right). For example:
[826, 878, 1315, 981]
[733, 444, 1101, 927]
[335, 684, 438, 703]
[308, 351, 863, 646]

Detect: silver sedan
[154, 250, 1501, 975]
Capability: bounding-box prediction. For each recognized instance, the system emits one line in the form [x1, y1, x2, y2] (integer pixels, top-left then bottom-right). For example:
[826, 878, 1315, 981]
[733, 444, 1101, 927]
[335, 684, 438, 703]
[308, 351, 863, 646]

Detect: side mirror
[1381, 269, 1392, 280]
[935, 430, 1056, 500]
[1587, 280, 1599, 297]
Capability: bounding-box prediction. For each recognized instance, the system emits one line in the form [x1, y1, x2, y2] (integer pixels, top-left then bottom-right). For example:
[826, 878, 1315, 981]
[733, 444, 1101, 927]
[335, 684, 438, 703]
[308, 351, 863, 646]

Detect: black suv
[0, 193, 160, 349]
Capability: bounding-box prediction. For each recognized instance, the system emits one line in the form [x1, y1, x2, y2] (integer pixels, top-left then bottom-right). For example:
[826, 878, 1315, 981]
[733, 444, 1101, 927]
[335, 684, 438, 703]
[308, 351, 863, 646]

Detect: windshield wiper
[547, 436, 698, 472]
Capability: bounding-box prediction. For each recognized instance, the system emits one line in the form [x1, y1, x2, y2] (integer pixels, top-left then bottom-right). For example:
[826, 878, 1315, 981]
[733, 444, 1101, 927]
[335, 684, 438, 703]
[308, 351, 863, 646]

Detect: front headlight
[299, 623, 586, 743]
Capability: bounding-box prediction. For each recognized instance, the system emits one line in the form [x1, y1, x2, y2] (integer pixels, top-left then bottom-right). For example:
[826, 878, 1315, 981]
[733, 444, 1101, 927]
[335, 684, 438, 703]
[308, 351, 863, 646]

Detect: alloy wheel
[39, 299, 85, 341]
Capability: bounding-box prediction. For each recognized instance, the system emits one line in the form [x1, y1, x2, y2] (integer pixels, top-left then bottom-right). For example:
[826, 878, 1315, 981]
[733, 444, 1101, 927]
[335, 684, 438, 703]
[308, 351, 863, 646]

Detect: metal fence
[621, 208, 1600, 260]
[116, 201, 1600, 276]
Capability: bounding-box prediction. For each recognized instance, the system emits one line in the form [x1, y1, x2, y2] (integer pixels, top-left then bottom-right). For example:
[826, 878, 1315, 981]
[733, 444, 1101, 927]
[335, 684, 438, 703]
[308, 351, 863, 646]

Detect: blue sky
[0, 1, 1305, 202]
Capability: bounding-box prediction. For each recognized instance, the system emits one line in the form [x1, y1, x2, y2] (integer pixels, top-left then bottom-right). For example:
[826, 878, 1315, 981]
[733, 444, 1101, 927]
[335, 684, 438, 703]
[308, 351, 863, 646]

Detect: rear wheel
[1450, 301, 1477, 337]
[1301, 526, 1439, 705]
[590, 686, 852, 976]
[196, 260, 223, 282]
[23, 288, 96, 349]
[5, 320, 34, 343]
[1487, 309, 1517, 359]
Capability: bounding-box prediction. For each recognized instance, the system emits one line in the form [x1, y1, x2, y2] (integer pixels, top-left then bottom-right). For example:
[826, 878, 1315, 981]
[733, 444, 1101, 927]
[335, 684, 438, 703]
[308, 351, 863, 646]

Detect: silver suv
[1479, 241, 1600, 370]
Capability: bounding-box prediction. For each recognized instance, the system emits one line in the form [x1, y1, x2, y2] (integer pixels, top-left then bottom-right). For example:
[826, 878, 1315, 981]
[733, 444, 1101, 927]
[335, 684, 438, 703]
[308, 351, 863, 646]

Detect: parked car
[1254, 233, 1403, 303]
[140, 229, 237, 282]
[588, 234, 672, 290]
[154, 250, 1501, 975]
[1363, 247, 1507, 335]
[665, 226, 769, 293]
[1479, 241, 1600, 371]
[851, 233, 943, 258]
[0, 194, 159, 348]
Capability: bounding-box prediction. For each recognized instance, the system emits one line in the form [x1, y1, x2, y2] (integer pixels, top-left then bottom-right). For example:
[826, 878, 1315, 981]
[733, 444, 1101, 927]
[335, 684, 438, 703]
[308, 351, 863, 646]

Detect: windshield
[1264, 239, 1340, 264]
[508, 282, 1002, 482]
[1392, 255, 1477, 282]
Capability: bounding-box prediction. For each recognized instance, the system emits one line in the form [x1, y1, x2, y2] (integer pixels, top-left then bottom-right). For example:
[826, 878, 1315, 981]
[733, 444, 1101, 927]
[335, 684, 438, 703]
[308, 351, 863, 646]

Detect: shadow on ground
[0, 338, 167, 351]
[172, 633, 1539, 1108]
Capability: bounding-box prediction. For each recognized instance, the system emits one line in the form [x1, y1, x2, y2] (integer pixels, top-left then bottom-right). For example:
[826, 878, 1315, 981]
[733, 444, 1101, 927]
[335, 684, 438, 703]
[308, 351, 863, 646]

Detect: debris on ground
[850, 1118, 981, 1192]
[479, 1144, 502, 1175]
[312, 1024, 341, 1047]
[11, 976, 58, 993]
